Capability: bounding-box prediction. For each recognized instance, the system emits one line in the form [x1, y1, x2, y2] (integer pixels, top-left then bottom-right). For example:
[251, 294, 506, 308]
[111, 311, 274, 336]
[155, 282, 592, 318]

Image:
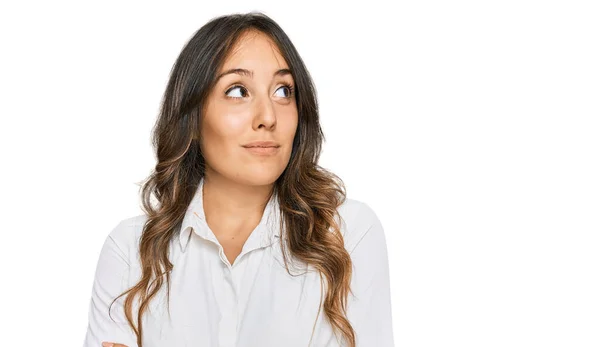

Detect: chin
[236, 168, 284, 187]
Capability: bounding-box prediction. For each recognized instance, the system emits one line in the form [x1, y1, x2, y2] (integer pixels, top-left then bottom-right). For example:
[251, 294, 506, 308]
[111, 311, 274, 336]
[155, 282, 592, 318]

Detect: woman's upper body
[83, 11, 395, 347]
[82, 178, 395, 347]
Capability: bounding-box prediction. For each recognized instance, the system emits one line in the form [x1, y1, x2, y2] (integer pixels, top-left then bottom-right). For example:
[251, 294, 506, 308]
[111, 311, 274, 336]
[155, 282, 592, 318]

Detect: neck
[201, 171, 274, 232]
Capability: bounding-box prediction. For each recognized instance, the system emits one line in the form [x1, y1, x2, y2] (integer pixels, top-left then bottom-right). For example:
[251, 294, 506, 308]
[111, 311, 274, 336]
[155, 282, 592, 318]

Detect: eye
[225, 85, 248, 99]
[275, 83, 295, 98]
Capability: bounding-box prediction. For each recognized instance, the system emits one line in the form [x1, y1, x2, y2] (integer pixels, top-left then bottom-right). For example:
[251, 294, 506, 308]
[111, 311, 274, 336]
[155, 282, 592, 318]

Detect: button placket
[218, 267, 238, 346]
[218, 246, 232, 269]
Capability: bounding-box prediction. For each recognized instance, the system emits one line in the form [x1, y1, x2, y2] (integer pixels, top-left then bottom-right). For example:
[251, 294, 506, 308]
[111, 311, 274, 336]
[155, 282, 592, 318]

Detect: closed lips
[242, 141, 280, 147]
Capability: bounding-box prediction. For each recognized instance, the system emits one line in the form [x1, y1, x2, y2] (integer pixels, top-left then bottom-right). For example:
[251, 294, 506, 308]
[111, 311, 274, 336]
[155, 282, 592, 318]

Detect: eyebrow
[215, 68, 292, 82]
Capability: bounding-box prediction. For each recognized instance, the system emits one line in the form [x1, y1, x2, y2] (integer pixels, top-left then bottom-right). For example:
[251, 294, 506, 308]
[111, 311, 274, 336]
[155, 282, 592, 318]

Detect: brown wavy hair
[109, 11, 355, 347]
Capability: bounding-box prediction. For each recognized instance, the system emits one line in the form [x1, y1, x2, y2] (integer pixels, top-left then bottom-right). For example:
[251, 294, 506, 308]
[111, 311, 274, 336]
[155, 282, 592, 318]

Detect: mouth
[242, 145, 280, 148]
[243, 146, 280, 155]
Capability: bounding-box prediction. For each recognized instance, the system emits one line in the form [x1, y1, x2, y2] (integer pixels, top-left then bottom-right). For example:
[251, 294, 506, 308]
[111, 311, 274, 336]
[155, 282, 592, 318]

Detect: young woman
[83, 11, 394, 347]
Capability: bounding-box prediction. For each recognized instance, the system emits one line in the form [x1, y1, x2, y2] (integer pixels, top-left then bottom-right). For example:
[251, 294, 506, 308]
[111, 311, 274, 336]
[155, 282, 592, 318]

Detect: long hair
[109, 11, 355, 347]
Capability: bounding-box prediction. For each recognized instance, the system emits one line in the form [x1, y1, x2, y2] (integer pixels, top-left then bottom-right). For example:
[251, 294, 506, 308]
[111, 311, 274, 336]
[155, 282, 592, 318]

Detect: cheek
[282, 112, 299, 143]
[201, 112, 247, 160]
[220, 112, 248, 132]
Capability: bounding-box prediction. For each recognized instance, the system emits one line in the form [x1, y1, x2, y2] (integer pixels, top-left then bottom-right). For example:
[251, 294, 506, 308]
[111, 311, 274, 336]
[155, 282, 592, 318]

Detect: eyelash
[225, 83, 296, 100]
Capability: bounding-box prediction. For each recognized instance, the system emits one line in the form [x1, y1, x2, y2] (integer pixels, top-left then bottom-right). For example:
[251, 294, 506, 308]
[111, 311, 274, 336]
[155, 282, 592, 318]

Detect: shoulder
[105, 214, 148, 264]
[337, 198, 384, 254]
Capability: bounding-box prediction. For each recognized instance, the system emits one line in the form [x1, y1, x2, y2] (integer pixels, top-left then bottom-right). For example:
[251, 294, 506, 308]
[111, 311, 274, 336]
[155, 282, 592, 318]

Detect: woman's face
[200, 30, 298, 186]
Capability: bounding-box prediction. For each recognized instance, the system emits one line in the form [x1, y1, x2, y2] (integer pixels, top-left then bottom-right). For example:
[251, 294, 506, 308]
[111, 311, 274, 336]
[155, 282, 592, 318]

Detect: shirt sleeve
[346, 203, 395, 347]
[83, 222, 139, 347]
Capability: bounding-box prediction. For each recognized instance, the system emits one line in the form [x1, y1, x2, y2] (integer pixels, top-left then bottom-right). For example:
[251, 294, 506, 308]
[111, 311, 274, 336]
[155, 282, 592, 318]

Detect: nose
[253, 93, 277, 130]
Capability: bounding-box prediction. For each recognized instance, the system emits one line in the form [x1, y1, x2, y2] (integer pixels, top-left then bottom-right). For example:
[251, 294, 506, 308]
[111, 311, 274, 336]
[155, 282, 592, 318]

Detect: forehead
[221, 30, 288, 70]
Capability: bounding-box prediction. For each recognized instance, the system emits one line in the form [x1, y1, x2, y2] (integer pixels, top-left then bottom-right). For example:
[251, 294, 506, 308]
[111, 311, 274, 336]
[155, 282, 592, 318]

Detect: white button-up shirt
[83, 178, 395, 347]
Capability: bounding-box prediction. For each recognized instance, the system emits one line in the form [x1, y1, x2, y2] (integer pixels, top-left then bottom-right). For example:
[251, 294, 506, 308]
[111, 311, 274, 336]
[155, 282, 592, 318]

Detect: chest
[139, 241, 340, 347]
[212, 225, 255, 266]
[217, 237, 246, 266]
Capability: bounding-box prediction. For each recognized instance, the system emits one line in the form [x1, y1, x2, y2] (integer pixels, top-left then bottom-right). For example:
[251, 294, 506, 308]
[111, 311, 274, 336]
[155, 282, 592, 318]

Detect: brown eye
[275, 83, 295, 98]
[225, 85, 248, 99]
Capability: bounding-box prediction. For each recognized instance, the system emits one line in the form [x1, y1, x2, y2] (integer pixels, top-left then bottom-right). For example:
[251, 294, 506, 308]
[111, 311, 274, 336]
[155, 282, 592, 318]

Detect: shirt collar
[178, 176, 282, 253]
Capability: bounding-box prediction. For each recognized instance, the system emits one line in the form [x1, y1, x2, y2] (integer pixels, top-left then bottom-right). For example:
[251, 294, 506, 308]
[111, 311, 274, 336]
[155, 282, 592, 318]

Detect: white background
[1, 1, 598, 346]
